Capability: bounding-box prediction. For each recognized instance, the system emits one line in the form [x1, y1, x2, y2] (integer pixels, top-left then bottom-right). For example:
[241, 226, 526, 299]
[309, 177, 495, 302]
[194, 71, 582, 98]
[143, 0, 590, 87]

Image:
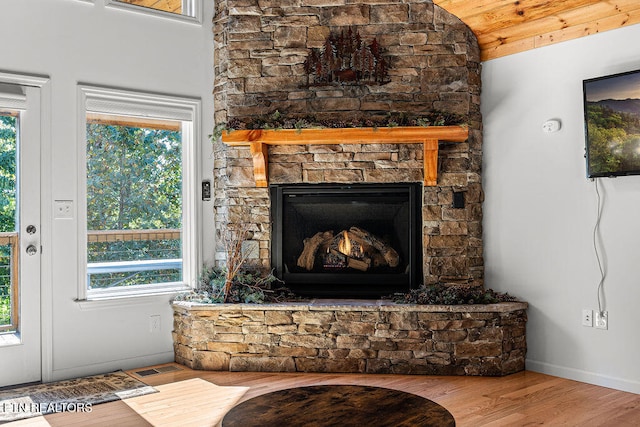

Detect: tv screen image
[583, 68, 640, 178]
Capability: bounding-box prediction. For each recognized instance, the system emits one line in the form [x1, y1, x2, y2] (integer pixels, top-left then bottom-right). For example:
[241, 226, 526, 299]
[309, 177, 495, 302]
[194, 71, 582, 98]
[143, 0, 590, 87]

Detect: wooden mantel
[221, 126, 469, 187]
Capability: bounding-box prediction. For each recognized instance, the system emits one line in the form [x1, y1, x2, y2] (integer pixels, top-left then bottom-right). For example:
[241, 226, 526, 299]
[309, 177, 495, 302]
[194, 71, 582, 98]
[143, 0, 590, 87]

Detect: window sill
[77, 283, 189, 311]
[0, 332, 21, 347]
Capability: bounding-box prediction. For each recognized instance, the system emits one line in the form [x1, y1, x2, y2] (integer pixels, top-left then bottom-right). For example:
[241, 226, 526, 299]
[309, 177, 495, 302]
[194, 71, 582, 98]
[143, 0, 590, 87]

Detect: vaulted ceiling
[434, 0, 640, 61]
[124, 0, 640, 61]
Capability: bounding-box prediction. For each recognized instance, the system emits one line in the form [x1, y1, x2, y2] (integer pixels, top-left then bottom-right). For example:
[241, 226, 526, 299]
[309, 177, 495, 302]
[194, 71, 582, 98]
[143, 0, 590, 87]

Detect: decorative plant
[172, 220, 297, 304]
[173, 266, 295, 304]
[394, 283, 517, 305]
[212, 110, 466, 140]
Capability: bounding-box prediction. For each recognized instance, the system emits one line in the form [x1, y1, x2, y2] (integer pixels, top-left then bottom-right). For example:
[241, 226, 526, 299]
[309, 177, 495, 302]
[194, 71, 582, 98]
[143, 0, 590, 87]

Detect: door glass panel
[0, 79, 42, 386]
[86, 114, 183, 290]
[0, 112, 17, 333]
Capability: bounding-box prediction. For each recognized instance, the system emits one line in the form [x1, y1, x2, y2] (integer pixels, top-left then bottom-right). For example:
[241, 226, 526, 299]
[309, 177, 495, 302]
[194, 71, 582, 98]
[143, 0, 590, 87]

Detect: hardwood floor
[16, 363, 640, 426]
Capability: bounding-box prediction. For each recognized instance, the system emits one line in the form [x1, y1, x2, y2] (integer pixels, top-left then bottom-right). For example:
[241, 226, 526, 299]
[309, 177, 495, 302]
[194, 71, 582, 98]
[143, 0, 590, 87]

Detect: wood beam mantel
[221, 126, 469, 187]
[249, 142, 269, 188]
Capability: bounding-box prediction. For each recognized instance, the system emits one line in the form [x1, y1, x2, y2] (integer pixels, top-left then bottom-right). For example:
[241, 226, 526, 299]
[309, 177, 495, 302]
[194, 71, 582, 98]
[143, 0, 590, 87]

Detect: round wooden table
[221, 385, 455, 426]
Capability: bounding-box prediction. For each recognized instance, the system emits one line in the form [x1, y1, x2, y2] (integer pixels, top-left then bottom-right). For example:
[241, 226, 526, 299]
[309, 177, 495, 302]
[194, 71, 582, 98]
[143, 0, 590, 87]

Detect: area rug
[0, 371, 156, 423]
[221, 385, 456, 427]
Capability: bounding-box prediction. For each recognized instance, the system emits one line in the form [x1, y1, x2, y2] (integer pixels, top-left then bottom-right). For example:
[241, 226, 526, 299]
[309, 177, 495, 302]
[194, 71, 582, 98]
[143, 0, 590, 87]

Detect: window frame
[104, 0, 202, 25]
[77, 85, 201, 300]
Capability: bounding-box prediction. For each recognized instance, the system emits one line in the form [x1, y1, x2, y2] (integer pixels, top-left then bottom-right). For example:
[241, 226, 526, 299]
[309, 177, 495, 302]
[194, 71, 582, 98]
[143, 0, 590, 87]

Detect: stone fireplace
[173, 1, 527, 377]
[213, 0, 483, 289]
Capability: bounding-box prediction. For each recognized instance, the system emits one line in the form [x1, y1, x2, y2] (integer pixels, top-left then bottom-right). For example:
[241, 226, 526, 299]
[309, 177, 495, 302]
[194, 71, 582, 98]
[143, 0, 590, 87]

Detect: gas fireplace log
[297, 231, 334, 271]
[371, 253, 387, 268]
[328, 248, 347, 260]
[349, 227, 400, 267]
[329, 247, 371, 271]
[347, 257, 370, 272]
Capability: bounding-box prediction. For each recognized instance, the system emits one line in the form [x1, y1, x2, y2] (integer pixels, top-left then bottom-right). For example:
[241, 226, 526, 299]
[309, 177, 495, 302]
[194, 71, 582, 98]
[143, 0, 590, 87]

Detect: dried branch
[221, 222, 253, 303]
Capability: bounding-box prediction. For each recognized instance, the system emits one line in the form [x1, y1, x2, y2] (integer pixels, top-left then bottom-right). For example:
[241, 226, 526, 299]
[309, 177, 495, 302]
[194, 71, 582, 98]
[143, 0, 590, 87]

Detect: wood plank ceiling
[122, 0, 640, 61]
[434, 0, 640, 61]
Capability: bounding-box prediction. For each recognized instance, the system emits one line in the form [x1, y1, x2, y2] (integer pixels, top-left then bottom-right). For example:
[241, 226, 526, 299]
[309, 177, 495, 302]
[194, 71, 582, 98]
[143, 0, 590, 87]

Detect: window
[78, 86, 200, 299]
[106, 0, 201, 23]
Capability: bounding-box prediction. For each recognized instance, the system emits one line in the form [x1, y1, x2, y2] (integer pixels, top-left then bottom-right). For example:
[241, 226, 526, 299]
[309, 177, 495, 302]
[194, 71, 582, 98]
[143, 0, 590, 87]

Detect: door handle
[26, 245, 38, 256]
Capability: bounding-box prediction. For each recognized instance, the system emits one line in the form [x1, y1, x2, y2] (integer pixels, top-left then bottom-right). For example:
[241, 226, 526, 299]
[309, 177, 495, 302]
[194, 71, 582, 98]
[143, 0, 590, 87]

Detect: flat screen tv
[583, 68, 640, 178]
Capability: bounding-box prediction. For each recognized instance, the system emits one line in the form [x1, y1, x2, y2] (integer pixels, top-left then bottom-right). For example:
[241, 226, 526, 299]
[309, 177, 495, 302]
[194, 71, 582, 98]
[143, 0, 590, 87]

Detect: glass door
[0, 82, 42, 387]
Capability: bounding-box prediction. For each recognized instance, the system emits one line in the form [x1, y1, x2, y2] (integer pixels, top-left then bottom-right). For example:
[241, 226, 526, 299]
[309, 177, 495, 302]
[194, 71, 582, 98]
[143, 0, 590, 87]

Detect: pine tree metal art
[304, 28, 390, 86]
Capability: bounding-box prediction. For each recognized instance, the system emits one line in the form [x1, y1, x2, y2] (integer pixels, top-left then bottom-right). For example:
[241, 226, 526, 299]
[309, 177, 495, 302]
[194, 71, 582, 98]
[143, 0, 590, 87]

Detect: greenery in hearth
[393, 283, 517, 305]
[172, 219, 299, 304]
[172, 266, 298, 304]
[212, 110, 466, 140]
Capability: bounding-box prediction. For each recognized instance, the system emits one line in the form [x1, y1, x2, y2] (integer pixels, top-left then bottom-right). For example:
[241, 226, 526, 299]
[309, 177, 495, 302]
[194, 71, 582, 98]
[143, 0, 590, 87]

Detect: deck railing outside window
[0, 233, 18, 333]
[87, 229, 181, 289]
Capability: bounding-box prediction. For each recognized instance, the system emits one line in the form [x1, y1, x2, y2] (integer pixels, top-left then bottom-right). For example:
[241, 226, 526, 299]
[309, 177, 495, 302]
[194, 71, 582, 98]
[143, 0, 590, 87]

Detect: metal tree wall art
[304, 28, 390, 86]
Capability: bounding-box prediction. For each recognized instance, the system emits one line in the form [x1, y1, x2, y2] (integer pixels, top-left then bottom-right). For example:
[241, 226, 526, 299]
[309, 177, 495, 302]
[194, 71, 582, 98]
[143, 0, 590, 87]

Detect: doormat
[0, 371, 156, 423]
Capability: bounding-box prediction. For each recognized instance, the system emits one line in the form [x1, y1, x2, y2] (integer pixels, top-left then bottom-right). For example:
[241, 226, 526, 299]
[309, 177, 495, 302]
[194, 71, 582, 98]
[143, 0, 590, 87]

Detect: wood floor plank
[20, 363, 638, 426]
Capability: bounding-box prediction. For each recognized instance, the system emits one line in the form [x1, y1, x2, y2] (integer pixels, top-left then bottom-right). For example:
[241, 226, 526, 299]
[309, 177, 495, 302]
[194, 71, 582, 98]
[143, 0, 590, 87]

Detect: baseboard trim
[49, 352, 175, 382]
[526, 359, 640, 395]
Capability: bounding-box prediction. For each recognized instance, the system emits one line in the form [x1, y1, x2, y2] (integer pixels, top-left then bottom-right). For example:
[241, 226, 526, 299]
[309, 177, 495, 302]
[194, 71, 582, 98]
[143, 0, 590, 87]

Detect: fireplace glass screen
[270, 183, 422, 298]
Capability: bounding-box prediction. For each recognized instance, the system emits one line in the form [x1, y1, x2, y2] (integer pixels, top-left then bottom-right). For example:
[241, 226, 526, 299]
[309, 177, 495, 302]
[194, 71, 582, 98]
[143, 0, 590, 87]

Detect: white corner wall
[482, 25, 640, 394]
[0, 0, 215, 381]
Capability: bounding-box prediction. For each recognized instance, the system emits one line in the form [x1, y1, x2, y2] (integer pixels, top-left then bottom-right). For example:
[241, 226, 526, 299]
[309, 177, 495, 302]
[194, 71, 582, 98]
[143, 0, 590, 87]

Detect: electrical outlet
[150, 315, 161, 334]
[595, 311, 608, 330]
[582, 309, 593, 327]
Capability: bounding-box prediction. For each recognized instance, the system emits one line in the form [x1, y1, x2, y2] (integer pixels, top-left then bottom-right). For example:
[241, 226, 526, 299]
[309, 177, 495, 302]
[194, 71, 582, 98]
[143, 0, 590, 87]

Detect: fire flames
[338, 231, 351, 255]
[338, 231, 362, 257]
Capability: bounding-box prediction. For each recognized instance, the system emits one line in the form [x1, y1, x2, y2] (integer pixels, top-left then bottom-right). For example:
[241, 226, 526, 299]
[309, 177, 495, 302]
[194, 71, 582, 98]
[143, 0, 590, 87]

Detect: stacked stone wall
[213, 0, 483, 286]
[173, 301, 527, 376]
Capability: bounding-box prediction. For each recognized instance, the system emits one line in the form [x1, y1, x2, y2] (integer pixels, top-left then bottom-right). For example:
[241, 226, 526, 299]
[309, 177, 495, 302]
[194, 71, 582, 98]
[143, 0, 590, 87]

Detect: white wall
[482, 25, 640, 394]
[1, 0, 215, 381]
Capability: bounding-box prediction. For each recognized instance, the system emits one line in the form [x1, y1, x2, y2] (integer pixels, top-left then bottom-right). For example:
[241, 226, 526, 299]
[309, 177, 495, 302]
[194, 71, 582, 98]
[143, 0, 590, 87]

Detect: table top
[222, 384, 455, 427]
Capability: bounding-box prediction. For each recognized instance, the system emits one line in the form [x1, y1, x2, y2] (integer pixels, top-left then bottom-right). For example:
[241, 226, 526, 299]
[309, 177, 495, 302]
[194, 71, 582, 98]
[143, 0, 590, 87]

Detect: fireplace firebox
[270, 183, 422, 298]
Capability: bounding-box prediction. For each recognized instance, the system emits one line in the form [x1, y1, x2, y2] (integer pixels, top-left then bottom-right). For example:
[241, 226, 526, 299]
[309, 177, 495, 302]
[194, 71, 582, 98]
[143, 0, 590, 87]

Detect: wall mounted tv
[583, 68, 640, 178]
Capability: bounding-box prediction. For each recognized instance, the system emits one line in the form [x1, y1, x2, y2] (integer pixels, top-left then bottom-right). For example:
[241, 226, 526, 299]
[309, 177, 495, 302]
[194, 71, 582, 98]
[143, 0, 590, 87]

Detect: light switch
[54, 200, 74, 219]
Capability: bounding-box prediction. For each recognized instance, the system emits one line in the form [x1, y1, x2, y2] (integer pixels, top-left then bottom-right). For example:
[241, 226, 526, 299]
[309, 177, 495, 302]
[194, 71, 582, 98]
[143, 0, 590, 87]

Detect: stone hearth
[173, 301, 527, 376]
